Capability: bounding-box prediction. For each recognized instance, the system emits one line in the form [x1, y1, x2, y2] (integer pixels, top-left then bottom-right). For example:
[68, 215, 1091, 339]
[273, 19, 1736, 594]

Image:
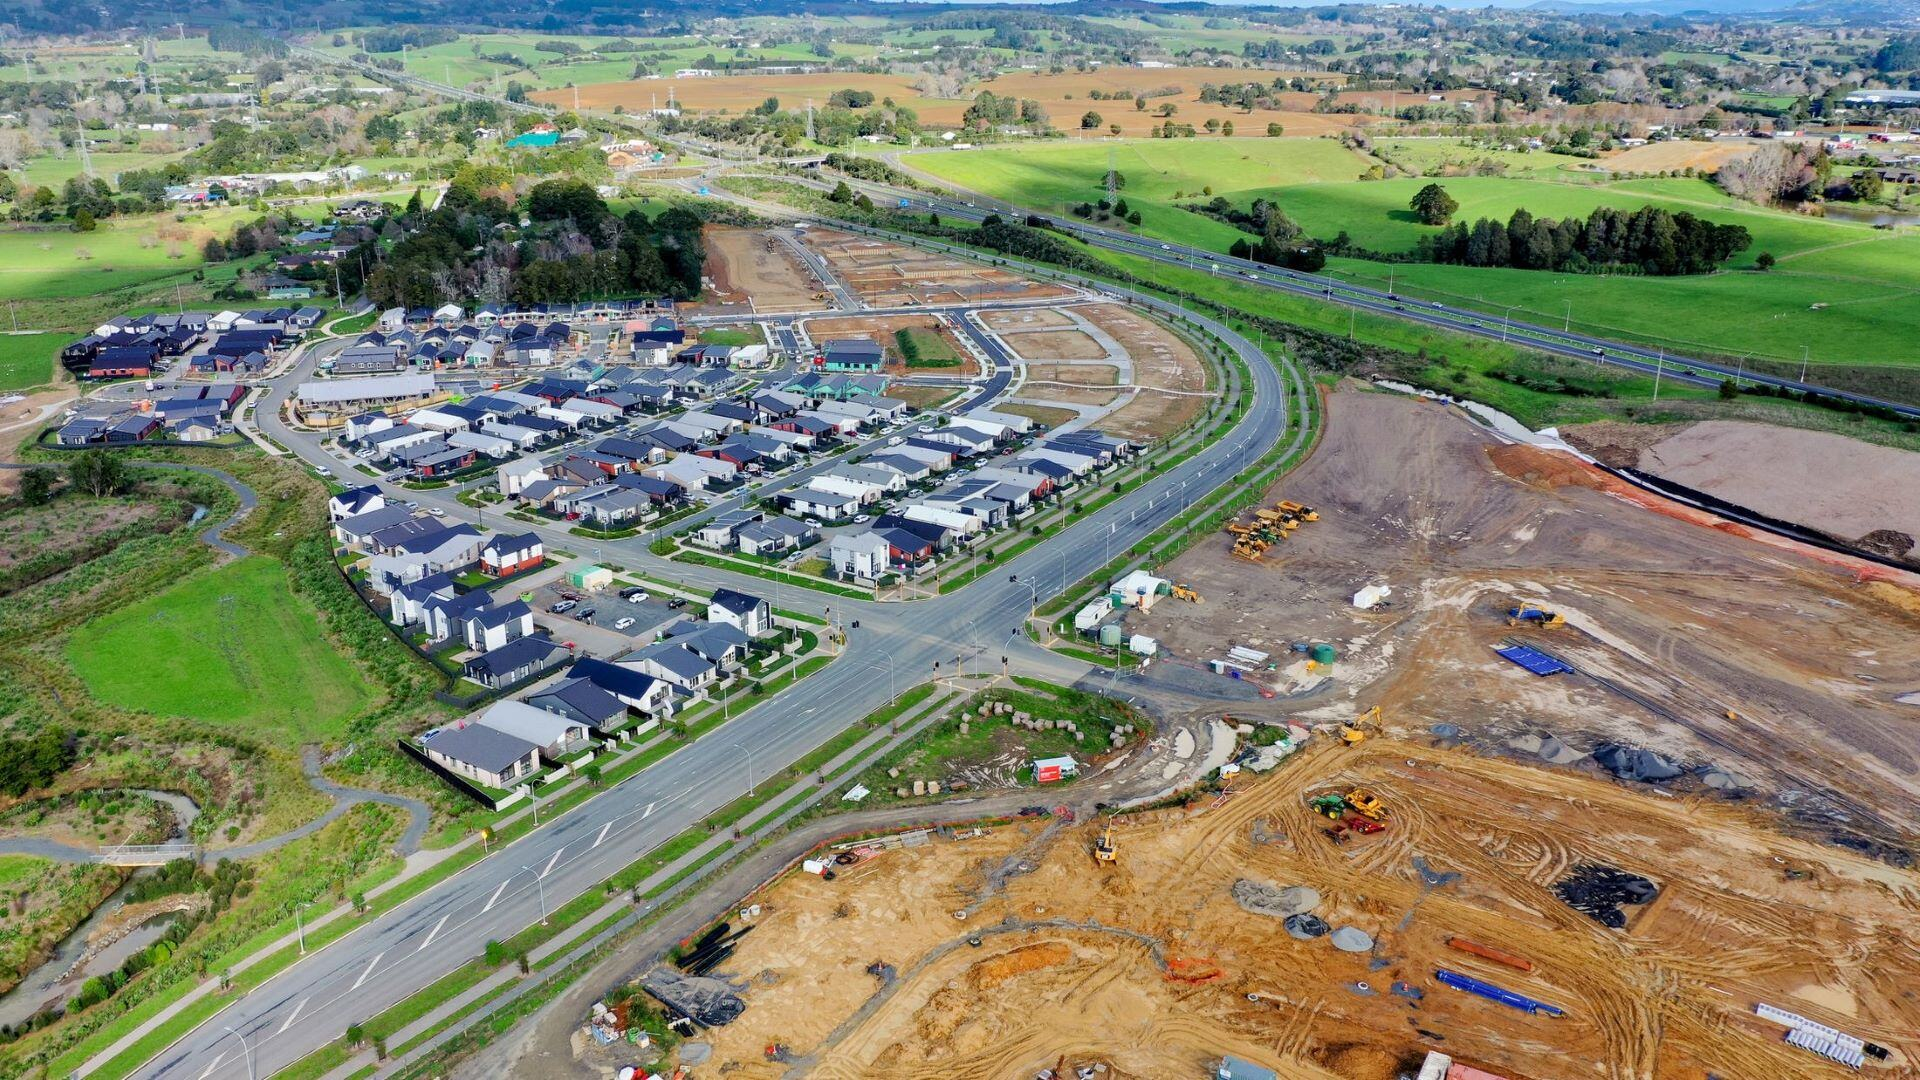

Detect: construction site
[565, 385, 1920, 1080]
[796, 228, 1079, 307]
[630, 728, 1919, 1079]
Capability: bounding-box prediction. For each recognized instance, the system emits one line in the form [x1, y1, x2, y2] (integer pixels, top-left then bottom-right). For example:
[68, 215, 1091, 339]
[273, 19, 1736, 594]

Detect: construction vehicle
[1094, 821, 1118, 864]
[1343, 788, 1389, 821]
[1277, 501, 1319, 521]
[1340, 705, 1380, 746]
[1507, 605, 1566, 629]
[1171, 584, 1203, 603]
[1231, 539, 1265, 563]
[1343, 814, 1386, 835]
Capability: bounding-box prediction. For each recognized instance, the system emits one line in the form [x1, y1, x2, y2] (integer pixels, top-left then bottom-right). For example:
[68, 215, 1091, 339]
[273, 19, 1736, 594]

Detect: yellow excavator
[1094, 821, 1118, 864]
[1340, 705, 1380, 747]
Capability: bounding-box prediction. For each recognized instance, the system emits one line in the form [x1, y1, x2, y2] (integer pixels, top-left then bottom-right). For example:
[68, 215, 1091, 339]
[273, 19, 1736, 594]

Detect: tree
[1134, 97, 1146, 112]
[1102, 168, 1125, 191]
[1267, 123, 1284, 137]
[1849, 169, 1884, 202]
[827, 180, 853, 203]
[1109, 123, 1121, 136]
[1410, 183, 1459, 226]
[1080, 110, 1102, 130]
[1719, 378, 1738, 400]
[73, 209, 96, 232]
[1221, 120, 1234, 137]
[1755, 251, 1775, 272]
[17, 466, 55, 505]
[68, 451, 130, 497]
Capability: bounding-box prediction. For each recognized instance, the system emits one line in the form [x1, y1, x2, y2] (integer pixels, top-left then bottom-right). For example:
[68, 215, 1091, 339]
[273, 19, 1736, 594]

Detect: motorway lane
[157, 227, 1299, 1078]
[843, 174, 1920, 419]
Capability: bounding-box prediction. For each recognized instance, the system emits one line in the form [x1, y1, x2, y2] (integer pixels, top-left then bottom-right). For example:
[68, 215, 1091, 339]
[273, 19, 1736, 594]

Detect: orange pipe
[1446, 936, 1535, 973]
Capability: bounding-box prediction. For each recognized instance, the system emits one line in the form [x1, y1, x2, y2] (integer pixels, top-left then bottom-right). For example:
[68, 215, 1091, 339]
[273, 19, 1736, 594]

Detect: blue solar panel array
[1494, 643, 1574, 677]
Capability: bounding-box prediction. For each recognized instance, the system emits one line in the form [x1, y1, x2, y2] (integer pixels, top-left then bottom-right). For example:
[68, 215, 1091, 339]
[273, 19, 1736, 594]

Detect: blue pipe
[1435, 968, 1565, 1017]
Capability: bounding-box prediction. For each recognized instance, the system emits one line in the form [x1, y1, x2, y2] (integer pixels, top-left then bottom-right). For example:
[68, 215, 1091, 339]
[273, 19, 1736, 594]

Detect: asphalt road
[145, 225, 1302, 1078]
[840, 169, 1920, 420]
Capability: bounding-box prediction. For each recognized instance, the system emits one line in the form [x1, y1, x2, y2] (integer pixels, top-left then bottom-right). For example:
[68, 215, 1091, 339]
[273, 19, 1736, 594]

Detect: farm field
[0, 206, 251, 302]
[65, 555, 372, 745]
[905, 140, 1920, 371]
[543, 67, 1419, 138]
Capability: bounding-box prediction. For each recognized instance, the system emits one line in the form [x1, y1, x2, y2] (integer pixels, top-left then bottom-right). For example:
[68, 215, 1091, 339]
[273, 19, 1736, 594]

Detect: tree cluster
[0, 728, 75, 797]
[1419, 205, 1751, 275]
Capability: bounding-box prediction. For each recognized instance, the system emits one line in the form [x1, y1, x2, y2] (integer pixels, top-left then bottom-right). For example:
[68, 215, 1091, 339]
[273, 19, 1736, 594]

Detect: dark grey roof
[424, 723, 539, 774]
[709, 587, 764, 617]
[466, 634, 568, 678]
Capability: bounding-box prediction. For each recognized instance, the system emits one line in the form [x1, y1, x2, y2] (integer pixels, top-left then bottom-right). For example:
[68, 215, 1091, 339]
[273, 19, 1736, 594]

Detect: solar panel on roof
[1494, 644, 1574, 677]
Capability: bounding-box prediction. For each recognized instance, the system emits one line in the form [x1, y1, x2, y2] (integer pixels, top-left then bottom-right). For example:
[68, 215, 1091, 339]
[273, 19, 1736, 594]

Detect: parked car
[549, 600, 578, 614]
[805, 518, 824, 528]
[427, 507, 444, 517]
[619, 586, 647, 600]
[626, 592, 649, 604]
[667, 596, 688, 610]
[577, 607, 597, 623]
[854, 514, 871, 524]
[613, 616, 636, 630]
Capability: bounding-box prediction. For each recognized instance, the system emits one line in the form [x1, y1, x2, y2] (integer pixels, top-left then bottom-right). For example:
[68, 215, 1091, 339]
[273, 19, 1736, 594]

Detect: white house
[447, 429, 516, 459]
[707, 588, 772, 637]
[407, 407, 473, 434]
[327, 484, 385, 522]
[496, 456, 549, 497]
[480, 532, 544, 576]
[645, 453, 737, 492]
[470, 699, 588, 757]
[781, 487, 860, 521]
[807, 474, 887, 505]
[902, 503, 984, 536]
[463, 599, 536, 653]
[828, 531, 891, 579]
[378, 307, 407, 332]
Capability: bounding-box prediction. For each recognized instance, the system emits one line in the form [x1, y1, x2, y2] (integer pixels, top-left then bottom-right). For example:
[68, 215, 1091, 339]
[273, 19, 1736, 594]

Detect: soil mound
[1485, 444, 1602, 490]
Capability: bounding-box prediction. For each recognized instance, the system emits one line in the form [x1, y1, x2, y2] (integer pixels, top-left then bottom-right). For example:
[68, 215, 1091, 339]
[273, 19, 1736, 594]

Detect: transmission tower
[75, 120, 93, 178]
[805, 98, 816, 141]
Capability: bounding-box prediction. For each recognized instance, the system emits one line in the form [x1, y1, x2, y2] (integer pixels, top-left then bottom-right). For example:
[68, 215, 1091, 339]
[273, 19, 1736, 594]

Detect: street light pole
[1800, 345, 1810, 383]
[1563, 300, 1572, 332]
[224, 1026, 258, 1080]
[519, 864, 549, 923]
[295, 901, 313, 955]
[728, 741, 756, 796]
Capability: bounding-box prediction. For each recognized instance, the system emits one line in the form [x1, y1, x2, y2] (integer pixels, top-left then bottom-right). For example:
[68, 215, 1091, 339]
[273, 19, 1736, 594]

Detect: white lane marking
[198, 1051, 227, 1079]
[643, 801, 656, 819]
[417, 914, 449, 953]
[594, 822, 611, 848]
[541, 848, 562, 878]
[277, 997, 309, 1035]
[483, 879, 508, 913]
[351, 952, 385, 991]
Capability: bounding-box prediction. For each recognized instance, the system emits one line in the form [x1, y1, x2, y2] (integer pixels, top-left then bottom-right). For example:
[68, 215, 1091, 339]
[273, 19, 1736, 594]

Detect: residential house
[735, 516, 816, 557]
[421, 724, 540, 790]
[565, 656, 678, 718]
[828, 531, 891, 579]
[328, 484, 386, 522]
[778, 487, 860, 521]
[496, 456, 548, 497]
[525, 676, 629, 731]
[463, 634, 571, 691]
[469, 700, 586, 757]
[708, 588, 772, 637]
[480, 532, 544, 577]
[625, 640, 721, 695]
[821, 338, 886, 373]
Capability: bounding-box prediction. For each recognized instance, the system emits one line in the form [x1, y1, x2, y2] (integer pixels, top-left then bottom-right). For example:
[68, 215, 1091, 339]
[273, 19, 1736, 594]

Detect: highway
[145, 221, 1306, 1079]
[823, 170, 1920, 420]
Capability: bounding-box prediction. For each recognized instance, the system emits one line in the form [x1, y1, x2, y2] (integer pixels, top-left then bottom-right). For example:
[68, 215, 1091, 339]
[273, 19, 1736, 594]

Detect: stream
[0, 790, 201, 1028]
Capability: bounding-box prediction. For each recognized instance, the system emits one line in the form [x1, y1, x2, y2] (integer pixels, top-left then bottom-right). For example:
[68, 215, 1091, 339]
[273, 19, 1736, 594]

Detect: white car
[614, 616, 636, 630]
[854, 513, 871, 524]
[805, 518, 824, 528]
[627, 592, 649, 604]
[315, 466, 332, 477]
[428, 507, 445, 517]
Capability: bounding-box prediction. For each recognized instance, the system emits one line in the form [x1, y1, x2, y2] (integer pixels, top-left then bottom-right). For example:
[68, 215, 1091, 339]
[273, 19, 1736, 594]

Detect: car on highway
[1591, 347, 1605, 356]
[1161, 244, 1171, 250]
[549, 600, 578, 614]
[1432, 302, 1444, 309]
[614, 616, 636, 630]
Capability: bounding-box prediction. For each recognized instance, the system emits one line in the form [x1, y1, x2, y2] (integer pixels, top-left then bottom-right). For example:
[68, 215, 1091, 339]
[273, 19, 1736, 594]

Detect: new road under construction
[554, 386, 1920, 1080]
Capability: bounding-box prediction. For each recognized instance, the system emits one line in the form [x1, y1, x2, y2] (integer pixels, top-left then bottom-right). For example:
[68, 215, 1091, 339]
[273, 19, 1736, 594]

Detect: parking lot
[528, 580, 692, 653]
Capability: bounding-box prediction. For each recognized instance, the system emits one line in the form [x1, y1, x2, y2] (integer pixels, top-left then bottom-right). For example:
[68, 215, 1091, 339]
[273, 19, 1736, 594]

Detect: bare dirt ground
[1071, 302, 1211, 442]
[1565, 419, 1920, 553]
[1132, 388, 1920, 861]
[1000, 328, 1109, 361]
[704, 226, 821, 312]
[1026, 385, 1123, 408]
[993, 403, 1080, 429]
[680, 732, 1920, 1080]
[800, 228, 1076, 307]
[887, 384, 963, 410]
[1026, 363, 1119, 386]
[1599, 141, 1757, 174]
[801, 313, 976, 376]
[0, 385, 76, 494]
[982, 308, 1075, 331]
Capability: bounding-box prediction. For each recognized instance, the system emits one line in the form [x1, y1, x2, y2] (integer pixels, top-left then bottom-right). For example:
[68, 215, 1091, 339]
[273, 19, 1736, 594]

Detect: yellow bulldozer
[1171, 584, 1203, 603]
[1343, 789, 1389, 822]
[1231, 538, 1266, 563]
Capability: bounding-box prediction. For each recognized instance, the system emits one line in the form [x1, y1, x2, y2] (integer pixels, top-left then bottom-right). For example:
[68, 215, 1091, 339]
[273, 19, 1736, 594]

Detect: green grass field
[0, 855, 48, 890]
[905, 138, 1920, 368]
[66, 556, 372, 744]
[0, 333, 57, 390]
[0, 205, 252, 304]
